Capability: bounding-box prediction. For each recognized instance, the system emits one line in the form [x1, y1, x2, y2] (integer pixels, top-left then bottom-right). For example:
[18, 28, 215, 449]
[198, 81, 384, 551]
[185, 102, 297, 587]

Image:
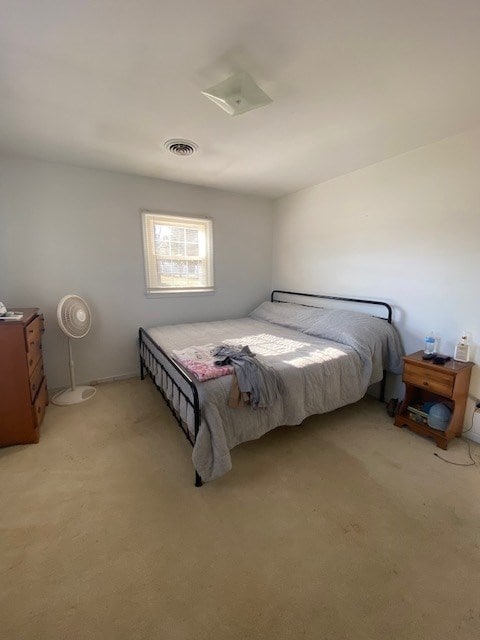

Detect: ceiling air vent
[165, 139, 198, 156]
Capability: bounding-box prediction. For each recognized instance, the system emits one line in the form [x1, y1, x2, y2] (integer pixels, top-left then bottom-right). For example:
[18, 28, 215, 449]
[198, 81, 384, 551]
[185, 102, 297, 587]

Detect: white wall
[0, 155, 273, 388]
[273, 128, 480, 432]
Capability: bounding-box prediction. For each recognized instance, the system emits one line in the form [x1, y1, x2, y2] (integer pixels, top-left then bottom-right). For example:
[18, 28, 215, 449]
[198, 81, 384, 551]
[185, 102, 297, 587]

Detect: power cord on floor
[433, 411, 476, 467]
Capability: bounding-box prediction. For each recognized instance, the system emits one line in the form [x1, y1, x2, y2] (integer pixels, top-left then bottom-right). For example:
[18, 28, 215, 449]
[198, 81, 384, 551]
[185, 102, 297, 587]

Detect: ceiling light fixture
[201, 71, 272, 116]
[164, 139, 198, 156]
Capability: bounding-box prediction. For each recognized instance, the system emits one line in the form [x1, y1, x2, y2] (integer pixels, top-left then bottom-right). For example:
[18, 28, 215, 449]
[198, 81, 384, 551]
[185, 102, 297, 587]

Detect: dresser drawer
[25, 316, 44, 376]
[26, 341, 42, 377]
[30, 359, 45, 402]
[26, 315, 45, 349]
[33, 378, 48, 431]
[403, 362, 454, 397]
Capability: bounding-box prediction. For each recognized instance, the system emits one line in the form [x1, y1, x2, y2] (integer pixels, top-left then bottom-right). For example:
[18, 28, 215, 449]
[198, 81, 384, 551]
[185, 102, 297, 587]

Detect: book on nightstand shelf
[407, 404, 429, 424]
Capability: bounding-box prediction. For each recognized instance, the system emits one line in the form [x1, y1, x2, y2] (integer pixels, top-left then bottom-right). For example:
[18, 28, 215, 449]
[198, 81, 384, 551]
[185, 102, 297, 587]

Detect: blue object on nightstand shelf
[427, 403, 451, 431]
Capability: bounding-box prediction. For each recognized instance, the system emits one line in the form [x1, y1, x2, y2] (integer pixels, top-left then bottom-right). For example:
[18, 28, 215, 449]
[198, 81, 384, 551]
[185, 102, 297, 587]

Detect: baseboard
[89, 372, 139, 385]
[465, 431, 480, 445]
[48, 372, 140, 396]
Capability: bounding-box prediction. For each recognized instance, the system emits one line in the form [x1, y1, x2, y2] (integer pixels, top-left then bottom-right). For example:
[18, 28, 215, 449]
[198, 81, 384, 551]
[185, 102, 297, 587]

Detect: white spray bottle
[454, 332, 471, 363]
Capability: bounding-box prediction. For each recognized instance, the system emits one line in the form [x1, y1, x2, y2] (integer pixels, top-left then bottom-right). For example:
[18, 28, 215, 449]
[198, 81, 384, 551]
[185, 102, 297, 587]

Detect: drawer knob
[32, 383, 36, 391]
[423, 381, 429, 387]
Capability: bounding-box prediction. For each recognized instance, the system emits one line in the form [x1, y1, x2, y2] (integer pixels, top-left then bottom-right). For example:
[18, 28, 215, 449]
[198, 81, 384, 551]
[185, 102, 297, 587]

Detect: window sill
[146, 289, 216, 299]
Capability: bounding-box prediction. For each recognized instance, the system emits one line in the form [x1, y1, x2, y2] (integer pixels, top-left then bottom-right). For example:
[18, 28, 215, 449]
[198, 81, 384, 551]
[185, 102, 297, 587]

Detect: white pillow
[249, 301, 323, 332]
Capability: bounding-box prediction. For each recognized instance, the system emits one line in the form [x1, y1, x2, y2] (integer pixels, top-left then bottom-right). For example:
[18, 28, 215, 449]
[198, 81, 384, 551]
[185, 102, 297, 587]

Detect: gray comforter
[144, 302, 404, 482]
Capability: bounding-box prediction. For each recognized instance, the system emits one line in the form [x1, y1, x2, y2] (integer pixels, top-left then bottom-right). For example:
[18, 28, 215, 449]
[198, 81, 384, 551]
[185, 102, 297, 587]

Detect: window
[141, 211, 214, 294]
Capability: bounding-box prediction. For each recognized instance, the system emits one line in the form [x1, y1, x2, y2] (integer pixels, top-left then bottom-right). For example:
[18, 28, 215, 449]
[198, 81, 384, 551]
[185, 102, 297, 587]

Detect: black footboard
[138, 328, 202, 487]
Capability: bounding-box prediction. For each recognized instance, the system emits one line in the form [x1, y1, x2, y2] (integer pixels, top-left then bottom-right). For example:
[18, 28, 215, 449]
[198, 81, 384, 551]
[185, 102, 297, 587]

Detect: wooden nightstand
[394, 351, 474, 449]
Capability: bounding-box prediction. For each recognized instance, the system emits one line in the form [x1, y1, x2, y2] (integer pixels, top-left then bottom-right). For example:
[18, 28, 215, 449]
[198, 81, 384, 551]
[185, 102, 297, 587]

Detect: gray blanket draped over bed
[144, 301, 404, 482]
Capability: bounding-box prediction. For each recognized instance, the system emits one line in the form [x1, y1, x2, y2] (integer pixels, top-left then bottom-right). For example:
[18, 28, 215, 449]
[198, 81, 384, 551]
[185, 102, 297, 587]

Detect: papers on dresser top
[0, 313, 24, 321]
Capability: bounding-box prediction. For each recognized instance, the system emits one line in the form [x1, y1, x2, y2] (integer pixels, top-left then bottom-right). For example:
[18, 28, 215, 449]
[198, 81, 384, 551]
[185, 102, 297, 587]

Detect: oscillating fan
[52, 295, 97, 405]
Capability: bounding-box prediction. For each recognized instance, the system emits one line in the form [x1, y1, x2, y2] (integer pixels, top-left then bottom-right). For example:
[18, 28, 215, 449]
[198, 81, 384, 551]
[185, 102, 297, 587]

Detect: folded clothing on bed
[213, 344, 282, 409]
[171, 344, 233, 381]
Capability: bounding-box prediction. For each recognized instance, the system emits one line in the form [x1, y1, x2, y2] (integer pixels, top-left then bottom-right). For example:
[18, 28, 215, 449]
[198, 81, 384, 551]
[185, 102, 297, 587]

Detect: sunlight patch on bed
[284, 346, 347, 367]
[222, 333, 310, 355]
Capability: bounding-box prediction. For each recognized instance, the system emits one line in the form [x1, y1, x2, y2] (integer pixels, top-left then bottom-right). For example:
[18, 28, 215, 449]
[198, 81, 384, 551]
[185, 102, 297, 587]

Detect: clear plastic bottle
[424, 331, 436, 356]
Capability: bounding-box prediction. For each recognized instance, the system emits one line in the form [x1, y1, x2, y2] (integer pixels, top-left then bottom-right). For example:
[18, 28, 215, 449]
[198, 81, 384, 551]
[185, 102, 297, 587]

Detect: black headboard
[270, 290, 392, 324]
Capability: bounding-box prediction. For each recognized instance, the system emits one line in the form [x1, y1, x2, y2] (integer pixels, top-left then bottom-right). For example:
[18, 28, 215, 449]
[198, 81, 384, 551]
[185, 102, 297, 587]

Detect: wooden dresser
[0, 308, 49, 446]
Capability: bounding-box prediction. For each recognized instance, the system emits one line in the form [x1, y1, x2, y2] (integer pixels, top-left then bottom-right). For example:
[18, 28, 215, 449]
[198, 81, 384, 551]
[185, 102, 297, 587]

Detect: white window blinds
[141, 212, 214, 294]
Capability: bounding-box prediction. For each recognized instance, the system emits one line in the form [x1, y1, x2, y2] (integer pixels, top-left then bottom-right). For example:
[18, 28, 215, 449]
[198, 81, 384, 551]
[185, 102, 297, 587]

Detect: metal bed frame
[138, 290, 393, 486]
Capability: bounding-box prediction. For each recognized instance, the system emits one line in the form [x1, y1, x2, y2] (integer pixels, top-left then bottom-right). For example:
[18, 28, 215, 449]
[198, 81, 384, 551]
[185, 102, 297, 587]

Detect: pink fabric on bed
[171, 344, 233, 381]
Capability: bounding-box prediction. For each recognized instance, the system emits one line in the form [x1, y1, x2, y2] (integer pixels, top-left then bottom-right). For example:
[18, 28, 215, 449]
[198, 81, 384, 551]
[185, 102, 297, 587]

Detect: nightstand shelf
[394, 351, 474, 449]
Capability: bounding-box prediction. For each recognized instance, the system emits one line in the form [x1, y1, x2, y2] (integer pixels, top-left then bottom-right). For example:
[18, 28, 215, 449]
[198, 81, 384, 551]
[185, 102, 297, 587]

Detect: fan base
[51, 386, 97, 406]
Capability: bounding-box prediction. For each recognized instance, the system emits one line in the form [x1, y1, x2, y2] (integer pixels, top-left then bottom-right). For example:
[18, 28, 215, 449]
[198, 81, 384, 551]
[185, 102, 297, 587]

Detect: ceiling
[1, 1, 480, 198]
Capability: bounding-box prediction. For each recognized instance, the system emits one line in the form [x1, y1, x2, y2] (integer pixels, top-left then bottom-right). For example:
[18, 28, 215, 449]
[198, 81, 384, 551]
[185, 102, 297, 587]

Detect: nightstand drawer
[404, 363, 454, 397]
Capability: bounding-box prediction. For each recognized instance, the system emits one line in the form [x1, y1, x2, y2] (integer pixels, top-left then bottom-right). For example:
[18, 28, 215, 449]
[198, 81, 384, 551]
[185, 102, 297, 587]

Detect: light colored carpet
[2, 378, 480, 640]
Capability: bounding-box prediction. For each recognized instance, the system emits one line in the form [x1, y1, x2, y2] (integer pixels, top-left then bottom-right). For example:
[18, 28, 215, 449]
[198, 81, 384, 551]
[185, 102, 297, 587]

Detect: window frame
[141, 210, 215, 296]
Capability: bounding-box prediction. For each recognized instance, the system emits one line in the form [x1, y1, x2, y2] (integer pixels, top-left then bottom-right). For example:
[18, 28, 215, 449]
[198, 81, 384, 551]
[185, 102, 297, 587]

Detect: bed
[138, 291, 404, 485]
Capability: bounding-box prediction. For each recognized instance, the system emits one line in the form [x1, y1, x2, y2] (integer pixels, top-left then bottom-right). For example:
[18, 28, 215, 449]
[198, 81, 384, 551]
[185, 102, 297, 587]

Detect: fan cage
[57, 295, 92, 339]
